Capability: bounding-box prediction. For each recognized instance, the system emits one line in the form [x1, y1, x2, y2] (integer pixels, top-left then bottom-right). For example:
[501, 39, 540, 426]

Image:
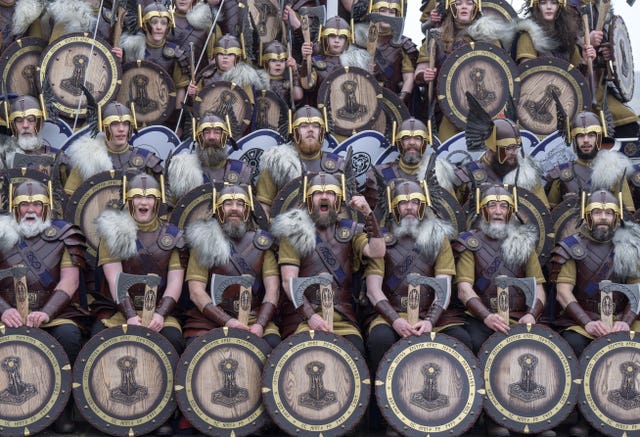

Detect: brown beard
[197, 144, 228, 168]
[490, 153, 518, 178]
[296, 137, 322, 156]
[222, 219, 247, 240]
[310, 206, 338, 228]
[590, 223, 614, 241]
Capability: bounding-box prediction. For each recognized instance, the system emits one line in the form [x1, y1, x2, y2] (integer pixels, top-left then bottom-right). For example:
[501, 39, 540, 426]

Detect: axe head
[210, 274, 255, 305]
[115, 272, 161, 304]
[494, 275, 537, 309]
[406, 273, 451, 309]
[0, 265, 27, 282]
[600, 280, 640, 315]
[299, 5, 326, 25]
[289, 273, 333, 309]
[369, 13, 404, 46]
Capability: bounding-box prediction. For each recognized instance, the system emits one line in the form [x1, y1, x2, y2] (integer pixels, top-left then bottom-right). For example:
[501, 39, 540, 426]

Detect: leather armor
[144, 42, 182, 76]
[203, 159, 253, 185]
[108, 146, 163, 175]
[547, 161, 591, 198]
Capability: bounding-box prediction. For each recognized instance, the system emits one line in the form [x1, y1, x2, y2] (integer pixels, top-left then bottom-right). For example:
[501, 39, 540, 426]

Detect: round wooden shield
[517, 58, 591, 137]
[331, 130, 392, 189]
[193, 81, 253, 139]
[551, 194, 581, 245]
[479, 324, 579, 434]
[0, 37, 47, 96]
[230, 128, 286, 183]
[437, 42, 520, 130]
[38, 33, 121, 119]
[262, 331, 370, 436]
[116, 60, 177, 127]
[175, 328, 271, 436]
[481, 0, 518, 22]
[0, 326, 71, 437]
[63, 170, 123, 262]
[370, 88, 411, 143]
[0, 167, 51, 216]
[375, 332, 483, 437]
[73, 325, 178, 436]
[578, 331, 640, 436]
[248, 0, 281, 44]
[252, 89, 289, 133]
[608, 15, 635, 103]
[317, 66, 382, 137]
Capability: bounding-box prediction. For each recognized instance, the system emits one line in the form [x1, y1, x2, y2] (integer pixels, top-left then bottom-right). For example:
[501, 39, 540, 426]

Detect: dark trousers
[45, 324, 83, 365]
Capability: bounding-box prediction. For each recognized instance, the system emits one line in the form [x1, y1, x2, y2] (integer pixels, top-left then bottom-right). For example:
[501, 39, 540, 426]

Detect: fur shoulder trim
[47, 0, 96, 33]
[221, 62, 270, 89]
[259, 142, 301, 188]
[120, 32, 147, 62]
[186, 218, 230, 268]
[502, 222, 537, 269]
[515, 18, 559, 54]
[467, 15, 517, 48]
[0, 215, 20, 252]
[168, 152, 204, 199]
[66, 134, 113, 180]
[271, 209, 316, 257]
[340, 45, 372, 70]
[12, 0, 46, 36]
[353, 22, 369, 48]
[591, 150, 632, 191]
[613, 222, 640, 279]
[503, 154, 542, 191]
[95, 209, 138, 260]
[187, 2, 213, 30]
[417, 155, 455, 192]
[415, 214, 455, 261]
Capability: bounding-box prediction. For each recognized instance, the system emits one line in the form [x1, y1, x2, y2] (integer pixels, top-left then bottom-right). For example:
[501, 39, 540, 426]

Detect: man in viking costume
[0, 95, 57, 174]
[62, 101, 163, 195]
[453, 184, 548, 437]
[0, 0, 45, 53]
[184, 183, 280, 347]
[0, 178, 86, 433]
[166, 113, 253, 202]
[551, 189, 640, 437]
[256, 105, 346, 217]
[271, 172, 385, 356]
[364, 178, 471, 434]
[546, 111, 635, 212]
[363, 117, 456, 208]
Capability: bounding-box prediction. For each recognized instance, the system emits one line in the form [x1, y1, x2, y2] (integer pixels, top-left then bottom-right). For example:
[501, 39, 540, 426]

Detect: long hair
[529, 4, 579, 55]
[439, 13, 476, 54]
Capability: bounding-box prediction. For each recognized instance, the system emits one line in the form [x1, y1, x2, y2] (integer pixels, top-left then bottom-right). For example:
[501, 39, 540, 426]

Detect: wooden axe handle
[320, 283, 333, 331]
[141, 284, 157, 327]
[14, 276, 29, 323]
[407, 284, 420, 325]
[238, 285, 251, 326]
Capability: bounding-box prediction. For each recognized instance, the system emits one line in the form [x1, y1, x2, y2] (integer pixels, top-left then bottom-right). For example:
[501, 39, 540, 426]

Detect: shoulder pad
[377, 163, 399, 182]
[312, 57, 327, 70]
[557, 234, 587, 260]
[321, 152, 344, 173]
[455, 231, 481, 252]
[131, 148, 163, 171]
[335, 219, 358, 243]
[629, 166, 640, 188]
[253, 229, 274, 250]
[383, 229, 397, 246]
[42, 220, 74, 241]
[157, 224, 185, 251]
[466, 161, 487, 183]
[401, 36, 419, 55]
[558, 162, 574, 182]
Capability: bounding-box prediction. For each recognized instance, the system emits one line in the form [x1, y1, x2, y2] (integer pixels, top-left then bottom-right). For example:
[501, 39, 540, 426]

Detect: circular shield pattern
[479, 324, 579, 434]
[481, 0, 518, 22]
[317, 66, 382, 136]
[0, 37, 47, 96]
[551, 194, 581, 244]
[169, 183, 214, 229]
[376, 333, 483, 437]
[437, 42, 520, 130]
[370, 88, 410, 143]
[73, 325, 178, 436]
[247, 0, 281, 44]
[579, 331, 640, 436]
[608, 16, 634, 103]
[517, 58, 590, 137]
[38, 33, 121, 118]
[0, 326, 71, 437]
[252, 89, 289, 133]
[175, 328, 271, 436]
[230, 128, 285, 183]
[262, 331, 370, 436]
[116, 60, 177, 127]
[193, 81, 253, 139]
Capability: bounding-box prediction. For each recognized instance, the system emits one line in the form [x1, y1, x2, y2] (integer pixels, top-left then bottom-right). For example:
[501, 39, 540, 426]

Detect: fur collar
[414, 212, 456, 261]
[501, 222, 537, 270]
[186, 218, 230, 268]
[590, 149, 632, 191]
[47, 0, 97, 33]
[167, 152, 204, 199]
[221, 62, 270, 89]
[258, 142, 302, 189]
[120, 32, 147, 62]
[12, 0, 46, 36]
[95, 209, 138, 260]
[270, 209, 316, 258]
[613, 222, 640, 279]
[503, 154, 543, 191]
[467, 15, 517, 48]
[65, 134, 113, 181]
[0, 215, 20, 252]
[515, 18, 560, 55]
[417, 155, 456, 192]
[340, 45, 372, 70]
[186, 2, 213, 30]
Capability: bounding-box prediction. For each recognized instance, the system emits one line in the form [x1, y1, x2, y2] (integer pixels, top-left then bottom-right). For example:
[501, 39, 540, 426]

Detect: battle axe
[115, 272, 161, 327]
[290, 273, 333, 330]
[599, 280, 640, 330]
[369, 13, 404, 47]
[494, 275, 537, 325]
[210, 274, 254, 326]
[0, 265, 28, 322]
[406, 273, 450, 325]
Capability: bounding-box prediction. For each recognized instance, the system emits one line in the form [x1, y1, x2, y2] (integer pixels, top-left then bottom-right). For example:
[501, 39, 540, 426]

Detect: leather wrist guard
[528, 298, 544, 320]
[255, 302, 276, 328]
[296, 298, 317, 321]
[0, 297, 12, 314]
[425, 304, 444, 324]
[155, 296, 176, 318]
[565, 301, 592, 327]
[118, 296, 138, 320]
[203, 302, 232, 326]
[374, 299, 399, 325]
[621, 310, 638, 326]
[41, 289, 71, 320]
[364, 212, 383, 238]
[466, 297, 491, 321]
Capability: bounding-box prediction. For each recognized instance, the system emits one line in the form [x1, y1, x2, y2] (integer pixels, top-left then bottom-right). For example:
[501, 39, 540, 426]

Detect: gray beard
[222, 219, 247, 240]
[19, 216, 52, 238]
[591, 224, 614, 241]
[393, 217, 420, 239]
[401, 152, 422, 166]
[480, 220, 510, 240]
[311, 208, 338, 228]
[197, 145, 228, 168]
[17, 136, 40, 151]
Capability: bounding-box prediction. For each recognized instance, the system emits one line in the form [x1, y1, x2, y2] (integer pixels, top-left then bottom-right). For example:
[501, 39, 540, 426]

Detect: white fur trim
[259, 142, 301, 189]
[221, 62, 270, 89]
[590, 150, 632, 191]
[417, 155, 456, 192]
[415, 215, 455, 261]
[187, 2, 213, 30]
[613, 222, 640, 279]
[47, 0, 97, 33]
[340, 45, 373, 70]
[120, 32, 147, 63]
[503, 154, 542, 191]
[270, 209, 316, 257]
[168, 152, 204, 199]
[502, 222, 537, 269]
[66, 134, 113, 181]
[95, 209, 138, 260]
[515, 18, 559, 55]
[186, 218, 230, 268]
[0, 215, 20, 252]
[12, 0, 46, 36]
[467, 15, 517, 49]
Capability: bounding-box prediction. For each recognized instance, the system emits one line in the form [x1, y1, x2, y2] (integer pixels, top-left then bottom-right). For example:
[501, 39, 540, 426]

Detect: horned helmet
[10, 178, 53, 223]
[387, 179, 431, 223]
[8, 95, 45, 138]
[477, 184, 517, 222]
[123, 173, 165, 219]
[213, 183, 253, 223]
[570, 111, 604, 153]
[581, 189, 622, 231]
[303, 172, 345, 214]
